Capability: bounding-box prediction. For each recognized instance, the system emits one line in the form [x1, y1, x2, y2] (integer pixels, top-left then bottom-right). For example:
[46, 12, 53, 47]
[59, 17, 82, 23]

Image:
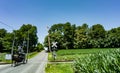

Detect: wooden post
[47, 26, 51, 52]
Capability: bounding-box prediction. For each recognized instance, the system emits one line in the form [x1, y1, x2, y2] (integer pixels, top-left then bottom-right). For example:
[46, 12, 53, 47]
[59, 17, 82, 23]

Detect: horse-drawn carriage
[11, 45, 28, 66]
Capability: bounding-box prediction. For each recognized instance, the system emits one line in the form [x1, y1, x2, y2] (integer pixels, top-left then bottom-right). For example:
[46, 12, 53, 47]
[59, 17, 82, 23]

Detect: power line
[0, 20, 14, 30]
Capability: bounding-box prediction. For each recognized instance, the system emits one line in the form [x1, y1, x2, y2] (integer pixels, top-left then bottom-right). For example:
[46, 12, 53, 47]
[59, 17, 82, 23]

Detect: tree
[105, 27, 120, 48]
[13, 24, 38, 52]
[89, 24, 106, 39]
[88, 24, 106, 48]
[74, 24, 89, 48]
[36, 43, 44, 52]
[44, 22, 120, 49]
[44, 22, 75, 49]
[63, 22, 73, 49]
[0, 29, 7, 52]
[2, 33, 14, 52]
[0, 29, 7, 38]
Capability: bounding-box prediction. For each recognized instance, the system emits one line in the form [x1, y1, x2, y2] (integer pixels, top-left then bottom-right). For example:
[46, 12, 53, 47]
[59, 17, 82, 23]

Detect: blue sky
[0, 0, 120, 43]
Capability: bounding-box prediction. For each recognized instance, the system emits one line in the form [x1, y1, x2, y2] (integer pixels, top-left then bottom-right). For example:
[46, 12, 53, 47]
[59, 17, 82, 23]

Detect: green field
[46, 48, 119, 73]
[48, 48, 114, 61]
[74, 49, 120, 73]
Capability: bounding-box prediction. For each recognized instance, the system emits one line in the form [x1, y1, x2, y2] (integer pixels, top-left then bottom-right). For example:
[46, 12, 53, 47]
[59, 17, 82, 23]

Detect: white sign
[5, 54, 12, 60]
[52, 42, 57, 48]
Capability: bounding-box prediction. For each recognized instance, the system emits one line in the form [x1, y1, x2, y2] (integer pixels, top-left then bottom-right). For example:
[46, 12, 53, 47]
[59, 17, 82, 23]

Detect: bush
[73, 49, 120, 73]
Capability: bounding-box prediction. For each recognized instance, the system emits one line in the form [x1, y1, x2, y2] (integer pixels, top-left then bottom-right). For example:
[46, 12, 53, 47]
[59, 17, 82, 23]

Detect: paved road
[0, 50, 48, 73]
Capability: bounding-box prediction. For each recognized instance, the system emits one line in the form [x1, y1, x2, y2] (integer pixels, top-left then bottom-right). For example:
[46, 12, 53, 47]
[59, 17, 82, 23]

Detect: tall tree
[63, 22, 73, 49]
[14, 24, 38, 52]
[0, 29, 7, 52]
[0, 29, 7, 38]
[74, 24, 89, 48]
[89, 24, 106, 39]
[44, 22, 75, 49]
[2, 33, 14, 52]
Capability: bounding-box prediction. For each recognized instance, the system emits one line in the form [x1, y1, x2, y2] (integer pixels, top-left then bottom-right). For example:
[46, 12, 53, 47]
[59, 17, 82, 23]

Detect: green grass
[0, 53, 6, 62]
[49, 48, 114, 61]
[46, 63, 73, 73]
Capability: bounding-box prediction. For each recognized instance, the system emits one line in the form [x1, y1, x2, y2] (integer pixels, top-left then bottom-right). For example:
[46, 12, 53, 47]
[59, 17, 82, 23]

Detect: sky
[0, 0, 120, 43]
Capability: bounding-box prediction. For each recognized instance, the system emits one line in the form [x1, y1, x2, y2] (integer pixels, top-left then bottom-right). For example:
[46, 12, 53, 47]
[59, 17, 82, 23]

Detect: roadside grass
[0, 51, 39, 63]
[0, 53, 6, 62]
[46, 63, 73, 73]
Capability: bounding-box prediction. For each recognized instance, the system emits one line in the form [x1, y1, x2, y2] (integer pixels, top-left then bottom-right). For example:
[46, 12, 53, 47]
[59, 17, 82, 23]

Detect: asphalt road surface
[0, 50, 48, 73]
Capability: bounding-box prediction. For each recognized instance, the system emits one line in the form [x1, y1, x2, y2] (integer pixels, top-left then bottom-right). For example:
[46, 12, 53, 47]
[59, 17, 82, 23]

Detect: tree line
[0, 24, 43, 53]
[44, 22, 120, 49]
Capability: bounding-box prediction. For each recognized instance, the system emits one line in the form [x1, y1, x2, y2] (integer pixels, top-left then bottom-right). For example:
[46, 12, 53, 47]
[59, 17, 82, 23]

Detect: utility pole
[26, 31, 29, 62]
[47, 26, 51, 52]
[11, 33, 15, 56]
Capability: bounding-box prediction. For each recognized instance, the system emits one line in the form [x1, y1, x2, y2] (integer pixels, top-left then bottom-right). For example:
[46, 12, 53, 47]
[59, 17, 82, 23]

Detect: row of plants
[73, 48, 120, 73]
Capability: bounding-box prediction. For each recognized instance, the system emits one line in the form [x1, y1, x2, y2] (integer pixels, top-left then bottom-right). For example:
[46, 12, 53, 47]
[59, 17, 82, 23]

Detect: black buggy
[11, 45, 28, 67]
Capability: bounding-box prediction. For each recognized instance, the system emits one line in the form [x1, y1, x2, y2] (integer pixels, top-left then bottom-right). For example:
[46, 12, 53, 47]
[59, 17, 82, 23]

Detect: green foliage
[46, 63, 73, 73]
[44, 22, 75, 49]
[89, 24, 106, 39]
[44, 22, 120, 49]
[74, 24, 88, 48]
[0, 24, 39, 53]
[0, 29, 7, 38]
[14, 24, 38, 52]
[0, 53, 5, 62]
[73, 49, 120, 73]
[35, 43, 44, 52]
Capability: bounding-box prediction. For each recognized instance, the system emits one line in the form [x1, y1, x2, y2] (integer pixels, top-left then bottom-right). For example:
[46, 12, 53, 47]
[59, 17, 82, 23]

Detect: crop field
[46, 48, 120, 73]
[74, 48, 120, 73]
[48, 48, 114, 61]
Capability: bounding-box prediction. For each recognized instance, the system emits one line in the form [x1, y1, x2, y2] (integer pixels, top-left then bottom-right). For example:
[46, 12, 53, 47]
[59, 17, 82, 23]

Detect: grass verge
[46, 63, 73, 73]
